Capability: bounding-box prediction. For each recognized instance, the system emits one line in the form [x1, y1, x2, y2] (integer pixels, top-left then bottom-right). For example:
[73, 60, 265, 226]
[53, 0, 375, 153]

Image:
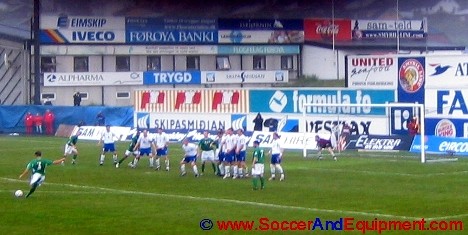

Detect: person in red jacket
[407, 116, 420, 136]
[44, 109, 55, 135]
[25, 112, 34, 134]
[34, 113, 44, 134]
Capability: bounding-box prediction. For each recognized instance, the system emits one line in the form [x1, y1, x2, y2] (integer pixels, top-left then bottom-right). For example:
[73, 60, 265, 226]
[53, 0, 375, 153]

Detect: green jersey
[67, 135, 79, 146]
[253, 147, 265, 164]
[27, 159, 53, 175]
[127, 134, 140, 151]
[199, 137, 215, 151]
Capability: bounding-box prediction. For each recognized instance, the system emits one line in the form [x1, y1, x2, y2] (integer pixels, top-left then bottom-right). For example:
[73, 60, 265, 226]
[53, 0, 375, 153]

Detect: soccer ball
[14, 190, 23, 197]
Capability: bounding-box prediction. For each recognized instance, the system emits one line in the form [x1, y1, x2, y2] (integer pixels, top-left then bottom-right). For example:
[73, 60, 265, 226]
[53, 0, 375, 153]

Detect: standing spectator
[96, 112, 105, 126]
[24, 112, 34, 135]
[407, 116, 420, 136]
[264, 118, 278, 132]
[253, 113, 264, 131]
[34, 113, 43, 134]
[73, 92, 81, 106]
[44, 110, 55, 135]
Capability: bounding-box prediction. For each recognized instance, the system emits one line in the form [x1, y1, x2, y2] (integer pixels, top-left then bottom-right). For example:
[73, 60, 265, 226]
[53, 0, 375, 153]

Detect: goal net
[301, 102, 456, 163]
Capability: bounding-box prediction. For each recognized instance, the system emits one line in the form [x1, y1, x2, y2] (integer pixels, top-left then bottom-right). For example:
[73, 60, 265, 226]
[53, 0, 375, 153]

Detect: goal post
[301, 102, 427, 163]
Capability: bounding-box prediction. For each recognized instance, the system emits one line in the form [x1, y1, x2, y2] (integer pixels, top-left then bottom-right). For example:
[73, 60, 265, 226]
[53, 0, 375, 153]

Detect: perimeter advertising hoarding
[425, 55, 468, 89]
[249, 89, 395, 115]
[200, 71, 288, 84]
[135, 89, 249, 113]
[410, 135, 468, 156]
[304, 18, 352, 41]
[346, 55, 397, 89]
[351, 19, 426, 39]
[43, 72, 143, 86]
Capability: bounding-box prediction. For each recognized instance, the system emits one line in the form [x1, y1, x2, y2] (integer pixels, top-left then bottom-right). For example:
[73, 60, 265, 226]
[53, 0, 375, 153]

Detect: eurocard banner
[346, 55, 397, 89]
[44, 72, 143, 86]
[410, 135, 468, 156]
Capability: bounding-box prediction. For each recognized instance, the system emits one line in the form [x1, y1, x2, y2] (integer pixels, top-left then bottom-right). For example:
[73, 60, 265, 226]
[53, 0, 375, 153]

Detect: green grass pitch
[0, 135, 466, 234]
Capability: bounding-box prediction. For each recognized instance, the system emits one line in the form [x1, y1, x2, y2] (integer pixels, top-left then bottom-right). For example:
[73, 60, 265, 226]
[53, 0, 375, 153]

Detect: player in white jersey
[129, 129, 156, 168]
[222, 128, 237, 179]
[180, 138, 199, 177]
[154, 128, 170, 171]
[234, 128, 248, 179]
[97, 125, 119, 166]
[269, 132, 285, 181]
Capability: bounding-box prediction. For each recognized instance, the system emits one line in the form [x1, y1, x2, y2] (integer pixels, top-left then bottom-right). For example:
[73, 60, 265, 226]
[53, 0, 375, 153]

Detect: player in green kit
[63, 130, 80, 164]
[251, 140, 265, 190]
[115, 130, 140, 168]
[19, 151, 65, 198]
[198, 130, 217, 175]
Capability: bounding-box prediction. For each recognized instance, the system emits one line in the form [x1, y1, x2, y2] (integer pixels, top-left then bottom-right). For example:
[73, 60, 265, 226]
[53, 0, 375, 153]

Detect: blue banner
[249, 89, 395, 115]
[345, 134, 413, 151]
[143, 71, 201, 85]
[410, 135, 468, 156]
[126, 17, 217, 31]
[389, 107, 417, 135]
[218, 45, 300, 54]
[425, 118, 468, 137]
[218, 19, 303, 30]
[126, 30, 218, 44]
[397, 57, 425, 103]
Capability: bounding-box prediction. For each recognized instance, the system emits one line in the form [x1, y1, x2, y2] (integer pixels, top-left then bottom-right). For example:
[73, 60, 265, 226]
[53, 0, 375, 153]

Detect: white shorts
[30, 173, 45, 186]
[125, 150, 139, 156]
[251, 163, 264, 176]
[64, 144, 77, 155]
[201, 150, 215, 162]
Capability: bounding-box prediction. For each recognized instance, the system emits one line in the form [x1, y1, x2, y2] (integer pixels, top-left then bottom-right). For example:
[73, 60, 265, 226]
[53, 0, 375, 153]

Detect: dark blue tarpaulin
[0, 105, 134, 133]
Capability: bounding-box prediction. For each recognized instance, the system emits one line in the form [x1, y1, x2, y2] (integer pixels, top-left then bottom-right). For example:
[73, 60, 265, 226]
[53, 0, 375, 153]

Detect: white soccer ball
[14, 190, 23, 197]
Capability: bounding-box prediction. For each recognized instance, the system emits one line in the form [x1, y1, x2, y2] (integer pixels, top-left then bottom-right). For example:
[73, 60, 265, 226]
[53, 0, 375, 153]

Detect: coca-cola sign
[304, 18, 352, 42]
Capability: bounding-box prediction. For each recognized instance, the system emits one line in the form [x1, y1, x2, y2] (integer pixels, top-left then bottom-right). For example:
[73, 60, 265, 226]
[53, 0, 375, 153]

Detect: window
[74, 56, 89, 72]
[281, 55, 294, 70]
[147, 56, 161, 71]
[253, 55, 266, 70]
[41, 57, 56, 73]
[78, 92, 88, 100]
[216, 56, 231, 70]
[41, 93, 55, 100]
[116, 92, 130, 99]
[116, 56, 130, 71]
[186, 56, 200, 70]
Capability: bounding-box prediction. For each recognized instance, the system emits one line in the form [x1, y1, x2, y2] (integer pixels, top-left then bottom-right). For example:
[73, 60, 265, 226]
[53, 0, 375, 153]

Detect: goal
[301, 102, 434, 163]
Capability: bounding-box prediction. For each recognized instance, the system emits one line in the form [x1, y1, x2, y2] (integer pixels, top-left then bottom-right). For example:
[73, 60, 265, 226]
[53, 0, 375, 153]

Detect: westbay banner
[44, 72, 143, 86]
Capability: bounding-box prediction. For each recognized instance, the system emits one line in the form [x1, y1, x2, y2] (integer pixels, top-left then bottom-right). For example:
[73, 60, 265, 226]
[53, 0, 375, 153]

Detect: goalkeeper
[315, 130, 337, 161]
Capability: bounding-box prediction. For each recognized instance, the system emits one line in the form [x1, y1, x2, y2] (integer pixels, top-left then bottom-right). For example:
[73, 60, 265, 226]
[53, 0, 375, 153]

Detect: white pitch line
[2, 177, 466, 221]
[312, 168, 468, 177]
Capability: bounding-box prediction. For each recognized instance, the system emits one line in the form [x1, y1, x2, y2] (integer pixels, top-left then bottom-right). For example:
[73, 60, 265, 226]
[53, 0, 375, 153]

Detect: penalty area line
[1, 177, 464, 221]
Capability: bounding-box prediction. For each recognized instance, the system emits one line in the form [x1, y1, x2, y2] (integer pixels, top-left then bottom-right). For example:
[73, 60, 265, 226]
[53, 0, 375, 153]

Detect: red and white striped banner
[135, 89, 249, 113]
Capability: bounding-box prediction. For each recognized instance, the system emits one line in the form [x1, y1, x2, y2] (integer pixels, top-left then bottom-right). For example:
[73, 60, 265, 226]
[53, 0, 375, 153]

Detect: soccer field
[0, 136, 466, 234]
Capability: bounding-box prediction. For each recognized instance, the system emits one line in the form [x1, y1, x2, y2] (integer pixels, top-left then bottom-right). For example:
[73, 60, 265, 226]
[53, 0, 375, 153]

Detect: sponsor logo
[275, 72, 285, 82]
[152, 72, 193, 84]
[175, 91, 201, 109]
[435, 119, 456, 137]
[153, 118, 225, 131]
[71, 31, 115, 41]
[231, 115, 247, 131]
[128, 31, 216, 43]
[137, 113, 150, 129]
[306, 120, 371, 135]
[349, 57, 394, 80]
[269, 91, 288, 112]
[399, 59, 424, 93]
[436, 90, 468, 115]
[57, 16, 108, 28]
[353, 135, 404, 150]
[46, 73, 104, 82]
[429, 63, 451, 76]
[206, 72, 215, 82]
[212, 90, 240, 110]
[140, 91, 165, 109]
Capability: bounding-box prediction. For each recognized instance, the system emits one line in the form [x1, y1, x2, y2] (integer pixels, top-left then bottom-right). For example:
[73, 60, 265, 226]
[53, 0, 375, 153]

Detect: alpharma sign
[44, 72, 143, 86]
